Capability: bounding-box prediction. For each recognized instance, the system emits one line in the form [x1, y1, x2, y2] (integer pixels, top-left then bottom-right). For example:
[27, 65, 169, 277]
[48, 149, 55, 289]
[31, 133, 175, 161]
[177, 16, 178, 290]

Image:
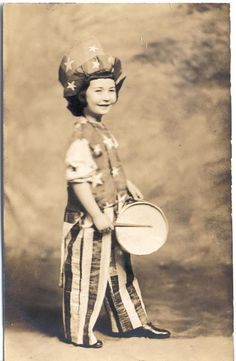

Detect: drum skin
[115, 201, 168, 255]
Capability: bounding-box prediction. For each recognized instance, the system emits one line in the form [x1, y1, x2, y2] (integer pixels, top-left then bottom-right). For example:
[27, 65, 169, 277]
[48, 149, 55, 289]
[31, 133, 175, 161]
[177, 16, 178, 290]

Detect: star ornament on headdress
[111, 167, 120, 177]
[67, 81, 77, 91]
[93, 144, 102, 156]
[64, 57, 75, 72]
[103, 136, 114, 150]
[89, 46, 99, 52]
[92, 59, 100, 70]
[92, 172, 103, 187]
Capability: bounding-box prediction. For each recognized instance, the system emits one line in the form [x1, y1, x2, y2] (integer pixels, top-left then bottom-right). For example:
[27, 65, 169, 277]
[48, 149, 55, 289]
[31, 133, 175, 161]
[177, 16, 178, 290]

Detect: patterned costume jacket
[65, 117, 128, 213]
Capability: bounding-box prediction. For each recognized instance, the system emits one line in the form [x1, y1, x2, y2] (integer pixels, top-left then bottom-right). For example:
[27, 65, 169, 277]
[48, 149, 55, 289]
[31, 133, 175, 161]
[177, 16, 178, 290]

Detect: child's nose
[102, 92, 111, 101]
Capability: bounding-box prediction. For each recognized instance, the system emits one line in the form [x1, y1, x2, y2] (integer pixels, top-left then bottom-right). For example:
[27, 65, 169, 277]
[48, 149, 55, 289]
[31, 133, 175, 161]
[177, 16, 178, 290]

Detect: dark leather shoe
[82, 340, 103, 349]
[141, 323, 171, 339]
[70, 340, 103, 348]
[120, 323, 170, 339]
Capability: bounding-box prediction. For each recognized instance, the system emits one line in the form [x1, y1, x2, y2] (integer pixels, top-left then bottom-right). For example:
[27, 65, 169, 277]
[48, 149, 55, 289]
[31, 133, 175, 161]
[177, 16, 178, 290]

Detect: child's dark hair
[65, 79, 89, 116]
[65, 73, 125, 117]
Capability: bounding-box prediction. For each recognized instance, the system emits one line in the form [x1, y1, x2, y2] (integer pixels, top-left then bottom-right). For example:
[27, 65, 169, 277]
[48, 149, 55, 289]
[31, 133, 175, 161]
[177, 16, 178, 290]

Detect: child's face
[84, 78, 117, 118]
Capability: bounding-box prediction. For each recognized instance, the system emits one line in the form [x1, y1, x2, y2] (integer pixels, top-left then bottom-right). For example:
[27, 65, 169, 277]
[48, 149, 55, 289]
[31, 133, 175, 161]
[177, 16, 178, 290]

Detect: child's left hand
[127, 180, 144, 200]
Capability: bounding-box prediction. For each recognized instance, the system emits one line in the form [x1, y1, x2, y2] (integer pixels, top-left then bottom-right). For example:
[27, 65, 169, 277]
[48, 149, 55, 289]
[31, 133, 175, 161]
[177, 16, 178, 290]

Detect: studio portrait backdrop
[4, 3, 232, 361]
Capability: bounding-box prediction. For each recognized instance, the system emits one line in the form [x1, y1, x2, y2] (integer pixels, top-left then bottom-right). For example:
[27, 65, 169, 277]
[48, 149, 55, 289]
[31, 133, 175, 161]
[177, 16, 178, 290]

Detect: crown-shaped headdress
[58, 36, 125, 97]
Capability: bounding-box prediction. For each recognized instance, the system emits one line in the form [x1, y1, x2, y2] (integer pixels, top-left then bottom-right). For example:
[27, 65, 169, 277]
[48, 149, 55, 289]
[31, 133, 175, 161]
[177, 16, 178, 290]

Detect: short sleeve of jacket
[65, 138, 98, 183]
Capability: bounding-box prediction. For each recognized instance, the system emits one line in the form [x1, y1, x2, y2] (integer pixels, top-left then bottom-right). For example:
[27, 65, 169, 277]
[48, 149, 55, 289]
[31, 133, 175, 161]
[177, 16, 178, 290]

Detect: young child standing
[58, 36, 170, 348]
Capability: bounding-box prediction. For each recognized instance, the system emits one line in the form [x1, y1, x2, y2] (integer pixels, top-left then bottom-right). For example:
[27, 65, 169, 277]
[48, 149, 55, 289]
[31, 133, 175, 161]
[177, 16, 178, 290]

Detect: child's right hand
[92, 212, 114, 233]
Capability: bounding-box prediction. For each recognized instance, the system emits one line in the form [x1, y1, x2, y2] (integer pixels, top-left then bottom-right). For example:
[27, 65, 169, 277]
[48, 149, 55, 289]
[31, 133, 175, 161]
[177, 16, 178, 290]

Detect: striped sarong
[60, 207, 148, 345]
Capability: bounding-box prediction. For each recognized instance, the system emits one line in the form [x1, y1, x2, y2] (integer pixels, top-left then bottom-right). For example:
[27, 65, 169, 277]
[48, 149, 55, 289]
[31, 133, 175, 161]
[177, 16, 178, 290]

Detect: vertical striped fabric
[105, 239, 148, 333]
[61, 207, 148, 345]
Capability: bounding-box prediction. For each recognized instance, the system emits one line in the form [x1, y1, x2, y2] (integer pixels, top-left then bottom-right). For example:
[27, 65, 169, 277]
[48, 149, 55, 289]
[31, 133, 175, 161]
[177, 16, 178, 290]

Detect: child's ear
[116, 76, 126, 94]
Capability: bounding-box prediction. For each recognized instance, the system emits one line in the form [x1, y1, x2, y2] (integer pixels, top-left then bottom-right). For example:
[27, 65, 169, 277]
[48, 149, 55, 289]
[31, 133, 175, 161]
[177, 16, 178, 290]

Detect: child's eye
[109, 89, 116, 92]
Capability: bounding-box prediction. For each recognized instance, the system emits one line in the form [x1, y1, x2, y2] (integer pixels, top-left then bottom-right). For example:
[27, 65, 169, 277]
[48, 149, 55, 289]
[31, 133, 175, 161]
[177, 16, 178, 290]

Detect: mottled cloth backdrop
[4, 3, 232, 341]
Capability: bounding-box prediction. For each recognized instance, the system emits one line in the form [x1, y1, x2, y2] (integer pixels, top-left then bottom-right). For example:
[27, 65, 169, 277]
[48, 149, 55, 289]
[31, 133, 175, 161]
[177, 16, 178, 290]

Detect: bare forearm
[71, 182, 102, 218]
[71, 182, 114, 231]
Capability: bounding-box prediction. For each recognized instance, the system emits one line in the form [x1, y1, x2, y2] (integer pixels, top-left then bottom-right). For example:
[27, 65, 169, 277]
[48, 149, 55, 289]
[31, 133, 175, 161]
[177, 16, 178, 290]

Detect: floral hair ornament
[58, 36, 126, 97]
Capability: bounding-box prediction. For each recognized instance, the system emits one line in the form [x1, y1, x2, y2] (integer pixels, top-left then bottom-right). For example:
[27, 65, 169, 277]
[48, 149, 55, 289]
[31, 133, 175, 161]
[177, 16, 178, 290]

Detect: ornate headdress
[58, 36, 125, 97]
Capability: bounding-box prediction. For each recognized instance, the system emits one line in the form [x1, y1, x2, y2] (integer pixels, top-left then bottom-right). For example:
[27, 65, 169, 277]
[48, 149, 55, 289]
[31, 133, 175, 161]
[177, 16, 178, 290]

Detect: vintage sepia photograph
[3, 3, 233, 361]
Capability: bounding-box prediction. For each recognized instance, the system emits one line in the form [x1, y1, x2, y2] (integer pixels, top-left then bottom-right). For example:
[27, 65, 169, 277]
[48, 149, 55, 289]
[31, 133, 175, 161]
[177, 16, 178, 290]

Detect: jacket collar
[74, 116, 105, 129]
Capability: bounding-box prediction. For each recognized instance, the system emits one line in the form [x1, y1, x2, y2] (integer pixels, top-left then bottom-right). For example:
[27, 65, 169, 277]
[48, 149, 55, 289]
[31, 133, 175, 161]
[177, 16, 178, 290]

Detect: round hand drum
[115, 201, 168, 255]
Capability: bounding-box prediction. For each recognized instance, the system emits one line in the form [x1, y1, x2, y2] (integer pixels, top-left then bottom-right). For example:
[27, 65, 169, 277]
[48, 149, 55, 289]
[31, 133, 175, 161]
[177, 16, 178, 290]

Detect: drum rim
[115, 200, 169, 255]
[117, 200, 169, 235]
